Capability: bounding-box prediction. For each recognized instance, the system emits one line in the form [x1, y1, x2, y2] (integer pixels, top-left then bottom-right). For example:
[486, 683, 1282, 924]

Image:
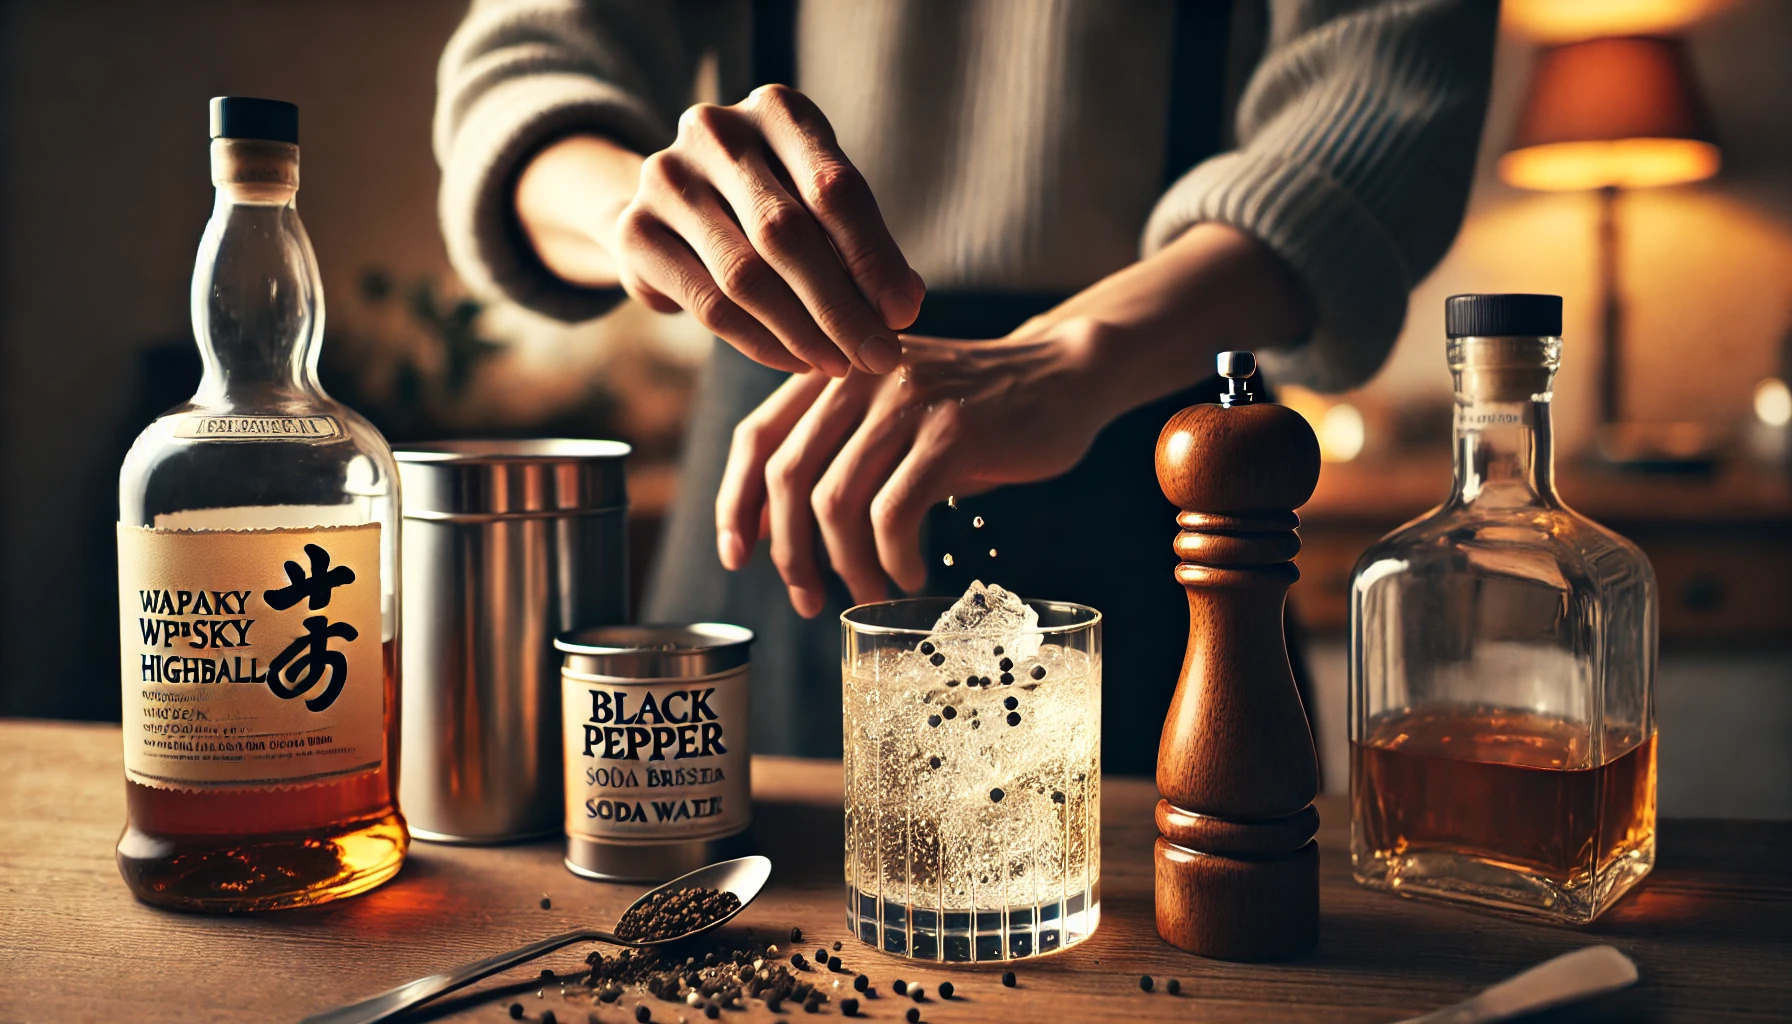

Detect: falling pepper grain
[790, 926, 803, 943]
[542, 1012, 558, 1024]
[853, 975, 868, 992]
[841, 997, 860, 1017]
[937, 981, 954, 999]
[540, 896, 553, 910]
[1139, 975, 1154, 992]
[1167, 978, 1182, 995]
[905, 1009, 920, 1024]
[892, 980, 907, 995]
[509, 1004, 525, 1020]
[635, 1006, 651, 1023]
[1002, 971, 1017, 988]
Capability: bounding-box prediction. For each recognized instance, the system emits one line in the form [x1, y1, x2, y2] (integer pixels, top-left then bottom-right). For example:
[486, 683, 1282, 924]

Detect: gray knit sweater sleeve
[1145, 0, 1497, 392]
[434, 0, 735, 322]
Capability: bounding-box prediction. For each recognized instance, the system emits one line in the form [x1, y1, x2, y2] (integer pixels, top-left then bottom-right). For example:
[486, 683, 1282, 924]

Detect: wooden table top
[3, 720, 1788, 1023]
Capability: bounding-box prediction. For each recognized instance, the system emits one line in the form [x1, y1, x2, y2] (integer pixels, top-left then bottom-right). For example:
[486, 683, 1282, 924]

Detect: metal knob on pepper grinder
[394, 439, 632, 843]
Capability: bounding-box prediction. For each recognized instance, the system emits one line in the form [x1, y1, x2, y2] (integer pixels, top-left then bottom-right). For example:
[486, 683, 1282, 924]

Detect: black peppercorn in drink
[841, 584, 1102, 963]
[113, 98, 406, 911]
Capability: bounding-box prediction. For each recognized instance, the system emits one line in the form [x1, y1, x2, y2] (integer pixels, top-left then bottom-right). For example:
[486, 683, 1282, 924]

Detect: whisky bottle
[115, 97, 406, 910]
[1348, 294, 1657, 924]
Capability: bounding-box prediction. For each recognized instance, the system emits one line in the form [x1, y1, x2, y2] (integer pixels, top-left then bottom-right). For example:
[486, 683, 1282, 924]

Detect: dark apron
[642, 0, 1312, 775]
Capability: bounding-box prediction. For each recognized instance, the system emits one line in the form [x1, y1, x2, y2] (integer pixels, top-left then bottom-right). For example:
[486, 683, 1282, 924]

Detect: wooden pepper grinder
[1152, 350, 1322, 960]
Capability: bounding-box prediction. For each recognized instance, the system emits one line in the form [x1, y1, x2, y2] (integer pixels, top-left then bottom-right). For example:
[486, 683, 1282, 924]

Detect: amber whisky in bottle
[1348, 294, 1657, 924]
[114, 97, 406, 911]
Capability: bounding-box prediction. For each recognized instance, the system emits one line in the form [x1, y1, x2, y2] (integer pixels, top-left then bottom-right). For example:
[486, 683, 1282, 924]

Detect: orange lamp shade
[1499, 36, 1720, 191]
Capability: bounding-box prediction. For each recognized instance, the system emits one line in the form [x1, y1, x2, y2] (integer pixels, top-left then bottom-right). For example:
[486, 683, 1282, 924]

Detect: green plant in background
[319, 267, 621, 444]
[358, 268, 507, 401]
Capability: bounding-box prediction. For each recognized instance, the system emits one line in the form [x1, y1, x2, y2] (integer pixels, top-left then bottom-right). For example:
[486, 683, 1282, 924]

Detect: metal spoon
[1395, 945, 1639, 1024]
[301, 855, 772, 1024]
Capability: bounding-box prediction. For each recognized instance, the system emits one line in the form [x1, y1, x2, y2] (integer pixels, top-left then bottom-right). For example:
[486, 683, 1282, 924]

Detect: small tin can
[557, 623, 754, 881]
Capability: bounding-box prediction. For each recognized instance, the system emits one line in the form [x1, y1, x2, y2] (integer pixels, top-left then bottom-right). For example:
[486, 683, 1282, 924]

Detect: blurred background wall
[1, 1, 1787, 811]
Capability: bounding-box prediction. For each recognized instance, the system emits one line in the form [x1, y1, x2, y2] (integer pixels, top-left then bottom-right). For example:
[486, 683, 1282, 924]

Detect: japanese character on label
[265, 543, 355, 611]
[263, 543, 360, 712]
[267, 615, 360, 711]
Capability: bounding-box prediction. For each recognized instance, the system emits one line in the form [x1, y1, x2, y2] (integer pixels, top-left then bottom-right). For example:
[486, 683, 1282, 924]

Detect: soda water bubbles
[841, 582, 1101, 961]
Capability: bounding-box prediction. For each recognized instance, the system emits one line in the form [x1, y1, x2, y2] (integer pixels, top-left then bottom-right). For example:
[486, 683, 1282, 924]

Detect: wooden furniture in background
[1152, 362, 1323, 961]
[3, 721, 1789, 1022]
[1292, 458, 1792, 643]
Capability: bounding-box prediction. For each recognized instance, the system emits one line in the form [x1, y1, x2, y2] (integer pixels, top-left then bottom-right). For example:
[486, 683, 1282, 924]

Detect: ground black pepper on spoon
[299, 857, 772, 1024]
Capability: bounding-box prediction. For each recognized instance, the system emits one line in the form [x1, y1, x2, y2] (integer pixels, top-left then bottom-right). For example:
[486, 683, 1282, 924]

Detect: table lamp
[1498, 36, 1720, 464]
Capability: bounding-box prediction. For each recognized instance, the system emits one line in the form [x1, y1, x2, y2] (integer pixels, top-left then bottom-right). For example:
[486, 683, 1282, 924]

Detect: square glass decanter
[1348, 294, 1657, 924]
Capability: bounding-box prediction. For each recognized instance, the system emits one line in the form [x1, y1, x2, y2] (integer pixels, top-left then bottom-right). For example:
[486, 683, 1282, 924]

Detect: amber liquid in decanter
[1352, 708, 1656, 919]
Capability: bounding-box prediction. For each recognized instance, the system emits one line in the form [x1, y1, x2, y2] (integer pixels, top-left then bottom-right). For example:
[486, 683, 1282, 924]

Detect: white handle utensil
[1396, 945, 1639, 1024]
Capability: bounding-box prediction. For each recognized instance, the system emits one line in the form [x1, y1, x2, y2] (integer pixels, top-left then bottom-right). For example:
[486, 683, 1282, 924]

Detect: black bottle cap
[208, 97, 298, 144]
[1445, 294, 1562, 338]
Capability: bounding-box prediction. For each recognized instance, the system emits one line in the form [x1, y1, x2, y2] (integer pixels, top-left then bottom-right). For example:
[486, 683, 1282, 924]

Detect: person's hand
[709, 222, 1316, 616]
[516, 86, 924, 377]
[714, 318, 1127, 615]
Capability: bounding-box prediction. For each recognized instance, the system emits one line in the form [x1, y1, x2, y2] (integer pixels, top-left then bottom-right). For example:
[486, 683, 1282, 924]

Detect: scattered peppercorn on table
[3, 720, 1789, 1023]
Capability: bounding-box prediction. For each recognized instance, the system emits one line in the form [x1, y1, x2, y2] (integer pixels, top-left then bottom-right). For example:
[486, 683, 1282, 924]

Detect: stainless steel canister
[396, 439, 631, 842]
[558, 624, 753, 881]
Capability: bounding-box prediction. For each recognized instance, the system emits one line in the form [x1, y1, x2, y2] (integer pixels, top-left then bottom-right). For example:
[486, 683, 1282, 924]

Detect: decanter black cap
[1446, 294, 1562, 338]
[209, 97, 298, 144]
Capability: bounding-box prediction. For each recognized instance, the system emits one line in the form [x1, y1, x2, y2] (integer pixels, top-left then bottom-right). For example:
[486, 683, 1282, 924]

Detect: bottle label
[562, 667, 752, 842]
[1456, 401, 1528, 429]
[169, 415, 342, 440]
[116, 523, 385, 790]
